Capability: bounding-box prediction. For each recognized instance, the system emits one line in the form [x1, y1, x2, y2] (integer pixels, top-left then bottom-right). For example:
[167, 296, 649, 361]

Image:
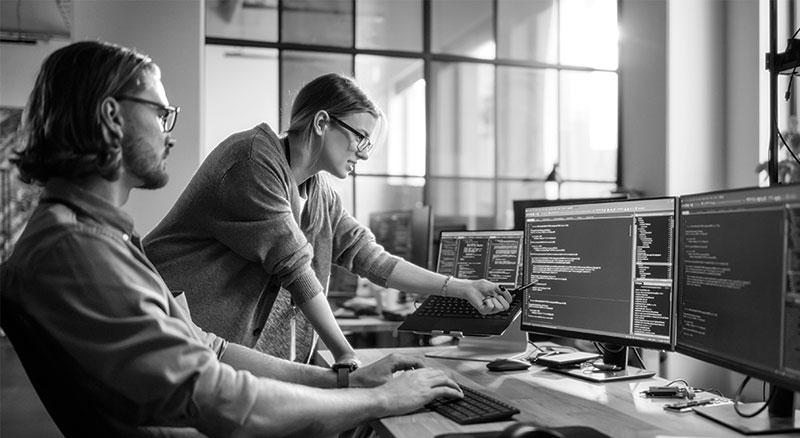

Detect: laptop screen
[435, 230, 524, 288]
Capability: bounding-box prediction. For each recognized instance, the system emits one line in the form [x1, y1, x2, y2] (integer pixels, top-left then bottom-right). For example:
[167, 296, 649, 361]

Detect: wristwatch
[331, 362, 359, 388]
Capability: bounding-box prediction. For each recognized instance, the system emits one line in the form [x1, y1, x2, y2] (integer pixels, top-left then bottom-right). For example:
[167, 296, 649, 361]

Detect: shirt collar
[41, 178, 136, 236]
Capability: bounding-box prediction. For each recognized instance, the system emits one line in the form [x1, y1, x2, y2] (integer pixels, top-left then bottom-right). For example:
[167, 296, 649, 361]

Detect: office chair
[0, 295, 137, 437]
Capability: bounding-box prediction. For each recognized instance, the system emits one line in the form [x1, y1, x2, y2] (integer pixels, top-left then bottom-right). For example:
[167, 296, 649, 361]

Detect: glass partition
[356, 0, 422, 51]
[430, 61, 495, 178]
[282, 0, 353, 47]
[497, 0, 557, 63]
[431, 0, 495, 59]
[355, 55, 425, 177]
[206, 0, 278, 42]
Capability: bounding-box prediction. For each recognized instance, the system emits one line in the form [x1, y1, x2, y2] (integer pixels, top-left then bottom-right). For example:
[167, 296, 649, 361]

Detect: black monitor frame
[519, 197, 678, 381]
[512, 196, 628, 231]
[675, 184, 800, 435]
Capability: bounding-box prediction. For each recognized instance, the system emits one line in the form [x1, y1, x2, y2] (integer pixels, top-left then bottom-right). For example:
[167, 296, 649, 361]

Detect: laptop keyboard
[426, 384, 520, 424]
[414, 295, 520, 319]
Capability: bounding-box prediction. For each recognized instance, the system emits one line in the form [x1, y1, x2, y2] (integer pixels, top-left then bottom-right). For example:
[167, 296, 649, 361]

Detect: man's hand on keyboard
[351, 352, 427, 388]
[376, 368, 463, 416]
[449, 278, 513, 315]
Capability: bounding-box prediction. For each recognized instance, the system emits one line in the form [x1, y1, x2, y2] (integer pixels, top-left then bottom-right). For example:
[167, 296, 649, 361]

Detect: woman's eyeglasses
[116, 95, 180, 133]
[329, 114, 374, 156]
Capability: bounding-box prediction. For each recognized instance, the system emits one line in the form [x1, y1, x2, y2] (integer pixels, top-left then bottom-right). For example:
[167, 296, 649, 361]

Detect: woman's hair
[286, 73, 385, 145]
[12, 40, 159, 184]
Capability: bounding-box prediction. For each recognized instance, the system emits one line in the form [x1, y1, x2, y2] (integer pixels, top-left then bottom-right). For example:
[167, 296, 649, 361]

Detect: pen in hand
[501, 280, 538, 295]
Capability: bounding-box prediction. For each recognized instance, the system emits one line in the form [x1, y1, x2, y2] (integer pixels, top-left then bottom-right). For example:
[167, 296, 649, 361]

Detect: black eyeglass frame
[329, 114, 374, 156]
[115, 95, 181, 133]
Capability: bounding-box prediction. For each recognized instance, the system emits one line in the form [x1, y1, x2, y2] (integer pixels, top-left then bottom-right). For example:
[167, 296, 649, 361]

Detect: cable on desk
[631, 347, 646, 369]
[733, 376, 775, 418]
[526, 342, 577, 362]
[658, 379, 724, 398]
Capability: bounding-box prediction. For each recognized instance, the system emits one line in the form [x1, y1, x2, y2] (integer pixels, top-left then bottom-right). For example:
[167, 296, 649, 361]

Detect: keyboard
[426, 384, 520, 424]
[413, 295, 521, 320]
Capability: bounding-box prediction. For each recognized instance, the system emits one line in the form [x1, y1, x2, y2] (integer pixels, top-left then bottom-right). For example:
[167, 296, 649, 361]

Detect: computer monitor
[400, 229, 529, 361]
[436, 229, 524, 289]
[512, 196, 628, 231]
[519, 197, 678, 382]
[368, 206, 432, 269]
[675, 185, 800, 435]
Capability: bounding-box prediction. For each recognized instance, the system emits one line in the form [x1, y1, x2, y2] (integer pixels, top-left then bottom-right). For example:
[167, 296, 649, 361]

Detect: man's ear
[100, 97, 125, 144]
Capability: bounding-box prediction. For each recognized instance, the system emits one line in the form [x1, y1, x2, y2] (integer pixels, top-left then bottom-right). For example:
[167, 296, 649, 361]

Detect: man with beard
[1, 40, 461, 438]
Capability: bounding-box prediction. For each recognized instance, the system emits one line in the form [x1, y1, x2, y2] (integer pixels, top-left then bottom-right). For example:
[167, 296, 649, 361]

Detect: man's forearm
[240, 381, 388, 437]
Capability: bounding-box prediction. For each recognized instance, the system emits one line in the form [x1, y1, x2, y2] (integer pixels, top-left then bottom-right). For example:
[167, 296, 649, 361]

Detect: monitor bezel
[512, 196, 628, 231]
[518, 196, 679, 352]
[674, 184, 800, 394]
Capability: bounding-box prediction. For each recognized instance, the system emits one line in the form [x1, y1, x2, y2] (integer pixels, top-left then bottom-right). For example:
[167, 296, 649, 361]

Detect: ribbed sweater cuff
[287, 269, 323, 305]
[370, 254, 401, 288]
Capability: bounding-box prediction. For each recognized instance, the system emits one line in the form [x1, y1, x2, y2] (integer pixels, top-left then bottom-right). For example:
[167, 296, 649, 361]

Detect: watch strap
[336, 365, 350, 388]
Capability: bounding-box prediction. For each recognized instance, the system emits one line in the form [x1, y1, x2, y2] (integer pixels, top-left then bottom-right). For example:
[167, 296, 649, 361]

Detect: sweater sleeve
[208, 150, 322, 305]
[326, 183, 402, 287]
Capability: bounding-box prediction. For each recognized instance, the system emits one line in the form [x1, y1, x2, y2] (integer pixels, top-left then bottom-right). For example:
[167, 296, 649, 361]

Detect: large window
[205, 0, 619, 229]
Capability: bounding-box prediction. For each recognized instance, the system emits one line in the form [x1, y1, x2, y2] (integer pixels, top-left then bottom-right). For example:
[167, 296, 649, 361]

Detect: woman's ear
[100, 97, 124, 144]
[313, 110, 329, 136]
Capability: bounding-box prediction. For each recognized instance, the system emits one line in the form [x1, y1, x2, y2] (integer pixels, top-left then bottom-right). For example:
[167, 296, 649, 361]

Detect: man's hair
[12, 40, 159, 184]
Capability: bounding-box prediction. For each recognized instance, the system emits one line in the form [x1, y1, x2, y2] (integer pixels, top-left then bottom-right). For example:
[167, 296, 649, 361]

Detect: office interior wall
[0, 40, 69, 107]
[619, 0, 668, 197]
[667, 0, 726, 196]
[727, 0, 761, 190]
[72, 0, 203, 236]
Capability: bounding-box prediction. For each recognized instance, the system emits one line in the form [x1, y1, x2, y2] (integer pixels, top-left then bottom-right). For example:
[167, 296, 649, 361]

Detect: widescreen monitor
[676, 185, 800, 435]
[519, 197, 678, 382]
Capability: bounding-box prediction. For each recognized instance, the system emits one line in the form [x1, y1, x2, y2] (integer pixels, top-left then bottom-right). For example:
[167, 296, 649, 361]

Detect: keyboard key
[426, 384, 520, 425]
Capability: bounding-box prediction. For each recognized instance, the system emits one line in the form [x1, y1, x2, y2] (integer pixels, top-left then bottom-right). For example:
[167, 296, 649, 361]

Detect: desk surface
[316, 347, 798, 438]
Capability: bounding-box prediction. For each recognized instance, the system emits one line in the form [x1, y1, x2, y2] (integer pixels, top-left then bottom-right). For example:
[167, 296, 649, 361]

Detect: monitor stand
[424, 320, 529, 362]
[548, 344, 655, 383]
[693, 387, 800, 435]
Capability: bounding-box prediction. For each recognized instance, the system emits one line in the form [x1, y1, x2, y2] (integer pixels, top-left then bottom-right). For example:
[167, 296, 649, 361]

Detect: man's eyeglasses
[329, 114, 374, 156]
[116, 95, 180, 133]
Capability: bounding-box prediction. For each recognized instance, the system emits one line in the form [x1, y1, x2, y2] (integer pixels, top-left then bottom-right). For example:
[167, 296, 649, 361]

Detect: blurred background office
[1, 0, 798, 434]
[4, 0, 793, 240]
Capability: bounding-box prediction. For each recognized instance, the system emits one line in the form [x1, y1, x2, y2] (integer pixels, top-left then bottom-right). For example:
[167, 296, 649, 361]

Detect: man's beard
[122, 135, 170, 189]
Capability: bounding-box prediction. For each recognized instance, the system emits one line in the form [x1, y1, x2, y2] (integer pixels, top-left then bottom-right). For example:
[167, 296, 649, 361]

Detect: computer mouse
[486, 358, 531, 372]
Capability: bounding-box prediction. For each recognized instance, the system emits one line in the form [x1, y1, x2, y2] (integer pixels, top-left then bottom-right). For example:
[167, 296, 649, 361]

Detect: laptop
[397, 230, 524, 337]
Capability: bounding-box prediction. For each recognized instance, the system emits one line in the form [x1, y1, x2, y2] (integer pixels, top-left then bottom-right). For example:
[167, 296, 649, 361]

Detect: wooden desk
[316, 347, 798, 438]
